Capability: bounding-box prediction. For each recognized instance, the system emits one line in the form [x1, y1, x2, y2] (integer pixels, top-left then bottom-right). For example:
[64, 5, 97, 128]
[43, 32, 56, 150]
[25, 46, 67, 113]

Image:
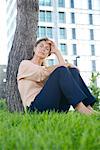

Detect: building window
[73, 60, 76, 66]
[7, 0, 14, 12]
[39, 26, 46, 37]
[71, 12, 75, 24]
[88, 0, 92, 10]
[91, 45, 95, 56]
[39, 0, 51, 6]
[60, 44, 67, 55]
[72, 28, 76, 39]
[39, 11, 52, 22]
[48, 59, 54, 66]
[39, 11, 45, 21]
[59, 28, 66, 39]
[72, 44, 77, 55]
[89, 14, 93, 25]
[90, 29, 94, 40]
[39, 0, 45, 5]
[70, 0, 74, 8]
[37, 27, 39, 37]
[59, 12, 66, 23]
[46, 27, 53, 38]
[38, 27, 52, 38]
[46, 11, 52, 22]
[91, 60, 96, 71]
[45, 0, 51, 6]
[58, 0, 65, 7]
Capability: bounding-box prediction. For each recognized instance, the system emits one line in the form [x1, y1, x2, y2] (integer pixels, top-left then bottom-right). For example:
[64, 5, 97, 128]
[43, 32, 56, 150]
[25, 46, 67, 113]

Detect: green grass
[0, 99, 100, 150]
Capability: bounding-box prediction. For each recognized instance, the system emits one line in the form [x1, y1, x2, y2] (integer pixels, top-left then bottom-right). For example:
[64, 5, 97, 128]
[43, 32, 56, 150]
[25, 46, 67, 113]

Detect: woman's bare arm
[49, 41, 66, 65]
[45, 63, 71, 74]
[46, 40, 79, 73]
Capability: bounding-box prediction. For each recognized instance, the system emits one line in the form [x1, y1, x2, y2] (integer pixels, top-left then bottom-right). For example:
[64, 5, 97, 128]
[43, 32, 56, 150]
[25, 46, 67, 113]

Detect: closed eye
[46, 48, 49, 50]
[40, 44, 43, 48]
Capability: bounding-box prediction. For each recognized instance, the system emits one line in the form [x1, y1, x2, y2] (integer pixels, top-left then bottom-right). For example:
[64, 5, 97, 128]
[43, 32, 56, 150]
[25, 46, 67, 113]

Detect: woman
[17, 37, 96, 115]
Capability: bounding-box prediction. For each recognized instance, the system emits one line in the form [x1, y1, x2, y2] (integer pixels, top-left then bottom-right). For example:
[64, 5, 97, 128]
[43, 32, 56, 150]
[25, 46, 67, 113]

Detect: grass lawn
[0, 100, 100, 150]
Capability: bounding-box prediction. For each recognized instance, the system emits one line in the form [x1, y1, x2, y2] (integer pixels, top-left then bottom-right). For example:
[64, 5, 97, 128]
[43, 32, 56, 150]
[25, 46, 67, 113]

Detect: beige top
[17, 60, 50, 109]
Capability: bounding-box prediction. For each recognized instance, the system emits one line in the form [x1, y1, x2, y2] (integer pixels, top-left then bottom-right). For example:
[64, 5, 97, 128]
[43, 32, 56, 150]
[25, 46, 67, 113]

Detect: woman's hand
[47, 40, 66, 65]
[47, 40, 60, 55]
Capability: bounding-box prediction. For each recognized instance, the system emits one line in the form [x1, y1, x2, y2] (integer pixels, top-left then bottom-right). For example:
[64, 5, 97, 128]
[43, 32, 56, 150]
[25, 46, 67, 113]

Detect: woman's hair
[34, 37, 51, 56]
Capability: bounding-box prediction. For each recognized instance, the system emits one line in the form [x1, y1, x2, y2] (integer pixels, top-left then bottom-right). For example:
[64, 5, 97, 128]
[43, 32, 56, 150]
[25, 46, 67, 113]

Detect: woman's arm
[45, 63, 71, 74]
[46, 40, 79, 74]
[50, 41, 66, 65]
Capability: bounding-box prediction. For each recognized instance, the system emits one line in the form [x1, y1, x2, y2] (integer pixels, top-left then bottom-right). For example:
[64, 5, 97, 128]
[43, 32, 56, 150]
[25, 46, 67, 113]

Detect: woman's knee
[69, 67, 79, 73]
[50, 66, 69, 78]
[55, 66, 70, 77]
[55, 66, 68, 72]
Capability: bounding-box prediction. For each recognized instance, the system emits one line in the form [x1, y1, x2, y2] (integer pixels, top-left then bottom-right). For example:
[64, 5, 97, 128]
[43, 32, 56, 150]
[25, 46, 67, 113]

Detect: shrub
[89, 72, 100, 110]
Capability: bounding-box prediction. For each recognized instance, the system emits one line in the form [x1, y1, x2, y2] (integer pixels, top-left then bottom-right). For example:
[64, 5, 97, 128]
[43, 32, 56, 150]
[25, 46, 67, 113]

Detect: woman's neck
[31, 55, 43, 66]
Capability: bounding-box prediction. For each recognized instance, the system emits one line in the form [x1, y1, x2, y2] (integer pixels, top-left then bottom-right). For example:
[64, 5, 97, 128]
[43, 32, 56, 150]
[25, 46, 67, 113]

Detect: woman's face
[34, 41, 51, 59]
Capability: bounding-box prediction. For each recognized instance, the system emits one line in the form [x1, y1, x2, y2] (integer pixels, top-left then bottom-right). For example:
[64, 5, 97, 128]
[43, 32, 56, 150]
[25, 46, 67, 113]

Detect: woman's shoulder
[20, 59, 30, 64]
[18, 60, 32, 71]
[19, 59, 34, 67]
[19, 60, 43, 70]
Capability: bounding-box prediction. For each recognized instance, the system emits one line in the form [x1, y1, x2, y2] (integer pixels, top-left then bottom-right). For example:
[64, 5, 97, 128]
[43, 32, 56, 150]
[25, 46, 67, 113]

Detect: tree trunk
[6, 0, 39, 112]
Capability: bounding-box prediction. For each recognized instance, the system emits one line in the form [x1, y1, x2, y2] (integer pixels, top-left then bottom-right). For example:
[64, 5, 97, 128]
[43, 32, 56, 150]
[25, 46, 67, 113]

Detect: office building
[5, 0, 100, 86]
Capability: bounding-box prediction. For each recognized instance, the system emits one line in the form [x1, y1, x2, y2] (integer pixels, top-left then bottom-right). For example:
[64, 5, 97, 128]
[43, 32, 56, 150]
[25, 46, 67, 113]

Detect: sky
[0, 0, 8, 65]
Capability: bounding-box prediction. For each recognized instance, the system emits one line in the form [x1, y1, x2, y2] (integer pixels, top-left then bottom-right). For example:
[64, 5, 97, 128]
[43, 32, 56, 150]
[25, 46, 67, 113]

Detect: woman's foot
[87, 105, 93, 111]
[75, 102, 93, 115]
[87, 105, 100, 115]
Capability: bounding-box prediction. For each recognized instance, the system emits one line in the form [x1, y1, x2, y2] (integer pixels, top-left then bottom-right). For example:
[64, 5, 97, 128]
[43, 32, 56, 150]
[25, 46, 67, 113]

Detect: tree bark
[6, 0, 39, 112]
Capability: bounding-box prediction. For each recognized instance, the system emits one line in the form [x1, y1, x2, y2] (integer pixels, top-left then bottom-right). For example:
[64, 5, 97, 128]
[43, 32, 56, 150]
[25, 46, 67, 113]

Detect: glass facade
[39, 10, 45, 21]
[73, 60, 76, 66]
[90, 29, 94, 40]
[39, 0, 51, 6]
[38, 26, 52, 38]
[58, 0, 65, 7]
[48, 59, 54, 66]
[39, 11, 52, 22]
[72, 28, 76, 39]
[59, 28, 66, 39]
[45, 0, 51, 6]
[91, 45, 95, 56]
[39, 26, 46, 37]
[59, 12, 65, 23]
[46, 11, 52, 22]
[47, 27, 53, 38]
[72, 44, 77, 55]
[60, 44, 67, 55]
[92, 60, 96, 71]
[88, 0, 92, 10]
[71, 12, 75, 24]
[70, 0, 74, 8]
[6, 0, 13, 12]
[89, 14, 93, 25]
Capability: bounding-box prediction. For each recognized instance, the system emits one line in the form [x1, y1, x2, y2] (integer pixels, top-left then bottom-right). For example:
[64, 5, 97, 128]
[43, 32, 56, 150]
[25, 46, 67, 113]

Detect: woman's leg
[29, 67, 70, 112]
[68, 68, 96, 106]
[29, 66, 91, 114]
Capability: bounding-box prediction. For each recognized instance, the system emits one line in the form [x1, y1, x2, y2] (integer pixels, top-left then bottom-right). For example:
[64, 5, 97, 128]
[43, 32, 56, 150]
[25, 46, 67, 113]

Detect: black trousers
[28, 66, 96, 112]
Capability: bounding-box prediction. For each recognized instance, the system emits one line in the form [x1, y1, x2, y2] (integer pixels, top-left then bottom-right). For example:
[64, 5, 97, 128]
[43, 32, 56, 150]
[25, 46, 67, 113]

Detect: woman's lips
[40, 52, 44, 55]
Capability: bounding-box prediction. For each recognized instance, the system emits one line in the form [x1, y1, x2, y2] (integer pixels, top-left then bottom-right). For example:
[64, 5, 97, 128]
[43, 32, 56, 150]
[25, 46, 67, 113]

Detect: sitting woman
[17, 37, 96, 115]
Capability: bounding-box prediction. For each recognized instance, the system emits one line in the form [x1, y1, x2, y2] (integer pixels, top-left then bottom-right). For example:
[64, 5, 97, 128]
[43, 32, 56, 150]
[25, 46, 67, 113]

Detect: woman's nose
[41, 47, 46, 52]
